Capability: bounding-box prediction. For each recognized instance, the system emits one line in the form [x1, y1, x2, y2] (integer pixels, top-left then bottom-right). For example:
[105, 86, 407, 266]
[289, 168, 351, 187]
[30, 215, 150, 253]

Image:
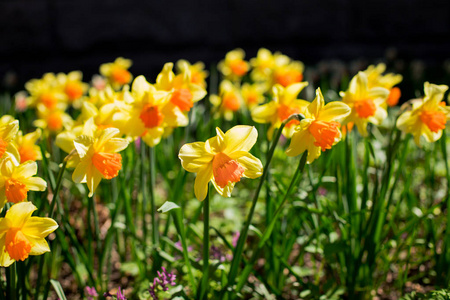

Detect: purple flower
[149, 267, 177, 300]
[85, 286, 98, 300]
[117, 287, 127, 300]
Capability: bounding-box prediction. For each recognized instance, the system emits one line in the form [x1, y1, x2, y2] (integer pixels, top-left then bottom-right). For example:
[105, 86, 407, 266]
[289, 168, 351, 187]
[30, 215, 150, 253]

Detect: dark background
[1, 0, 450, 92]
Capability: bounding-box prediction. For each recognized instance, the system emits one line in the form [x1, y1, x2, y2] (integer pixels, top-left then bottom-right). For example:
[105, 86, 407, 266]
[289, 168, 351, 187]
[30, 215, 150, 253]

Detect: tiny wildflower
[179, 125, 262, 201]
[149, 267, 176, 300]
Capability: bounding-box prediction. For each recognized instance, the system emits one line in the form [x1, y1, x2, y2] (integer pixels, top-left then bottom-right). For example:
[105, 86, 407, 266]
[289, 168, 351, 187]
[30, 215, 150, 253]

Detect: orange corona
[420, 110, 446, 133]
[139, 104, 164, 128]
[212, 152, 245, 188]
[92, 152, 122, 179]
[171, 88, 194, 112]
[5, 228, 33, 261]
[354, 99, 376, 118]
[309, 120, 341, 151]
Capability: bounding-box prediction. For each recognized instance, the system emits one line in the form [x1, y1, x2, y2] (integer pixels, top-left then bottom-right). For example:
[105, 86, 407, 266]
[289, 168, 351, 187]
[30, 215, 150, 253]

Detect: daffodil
[72, 127, 129, 197]
[124, 75, 181, 147]
[25, 73, 67, 110]
[218, 49, 250, 81]
[33, 105, 74, 134]
[241, 82, 267, 109]
[363, 63, 403, 107]
[0, 202, 58, 267]
[210, 80, 243, 121]
[100, 57, 133, 89]
[340, 72, 390, 136]
[251, 82, 309, 139]
[0, 157, 47, 209]
[176, 59, 209, 88]
[57, 71, 89, 106]
[286, 88, 351, 163]
[13, 129, 42, 163]
[397, 82, 450, 146]
[0, 117, 20, 161]
[272, 61, 304, 88]
[250, 48, 276, 82]
[179, 125, 263, 201]
[155, 62, 207, 114]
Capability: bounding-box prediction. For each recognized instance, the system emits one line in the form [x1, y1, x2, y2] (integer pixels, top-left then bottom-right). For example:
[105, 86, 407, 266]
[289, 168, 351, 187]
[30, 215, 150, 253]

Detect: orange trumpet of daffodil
[0, 202, 58, 267]
[72, 127, 129, 197]
[179, 125, 263, 201]
[286, 88, 351, 164]
[396, 82, 449, 146]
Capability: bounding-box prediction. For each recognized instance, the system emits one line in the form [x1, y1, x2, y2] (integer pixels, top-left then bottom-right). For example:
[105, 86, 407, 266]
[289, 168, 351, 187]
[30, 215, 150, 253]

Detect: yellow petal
[103, 138, 129, 153]
[251, 102, 278, 124]
[5, 202, 36, 228]
[28, 237, 51, 255]
[318, 102, 351, 122]
[286, 129, 310, 157]
[194, 165, 213, 201]
[308, 88, 325, 117]
[86, 168, 103, 197]
[22, 177, 47, 191]
[306, 144, 322, 164]
[211, 180, 235, 198]
[229, 152, 263, 179]
[284, 82, 309, 101]
[223, 126, 258, 154]
[349, 72, 368, 100]
[22, 217, 58, 239]
[96, 128, 120, 150]
[74, 136, 94, 159]
[15, 161, 38, 178]
[179, 142, 214, 173]
[72, 159, 90, 183]
[0, 236, 14, 267]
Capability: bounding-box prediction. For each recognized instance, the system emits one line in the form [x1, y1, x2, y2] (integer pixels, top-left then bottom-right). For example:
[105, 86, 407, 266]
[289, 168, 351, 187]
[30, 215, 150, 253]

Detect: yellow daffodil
[0, 157, 47, 209]
[56, 71, 89, 106]
[33, 106, 74, 134]
[155, 62, 207, 113]
[218, 49, 250, 81]
[286, 88, 351, 163]
[251, 82, 309, 139]
[124, 75, 182, 147]
[0, 202, 58, 267]
[397, 82, 449, 146]
[273, 61, 304, 88]
[241, 82, 267, 109]
[179, 125, 263, 201]
[250, 48, 276, 82]
[176, 59, 209, 88]
[210, 80, 243, 121]
[72, 127, 129, 197]
[0, 117, 20, 161]
[13, 129, 42, 163]
[340, 72, 389, 136]
[100, 57, 133, 89]
[364, 63, 403, 107]
[25, 73, 67, 110]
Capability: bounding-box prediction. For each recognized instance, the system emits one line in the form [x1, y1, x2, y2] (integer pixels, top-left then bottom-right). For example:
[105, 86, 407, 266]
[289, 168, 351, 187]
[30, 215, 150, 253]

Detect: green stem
[49, 159, 68, 219]
[149, 147, 159, 246]
[141, 142, 148, 247]
[8, 263, 16, 300]
[199, 186, 210, 300]
[235, 151, 308, 293]
[224, 114, 304, 295]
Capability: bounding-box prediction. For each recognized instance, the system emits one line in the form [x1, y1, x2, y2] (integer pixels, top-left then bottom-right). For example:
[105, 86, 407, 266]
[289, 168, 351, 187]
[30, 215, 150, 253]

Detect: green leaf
[50, 279, 67, 300]
[158, 201, 180, 213]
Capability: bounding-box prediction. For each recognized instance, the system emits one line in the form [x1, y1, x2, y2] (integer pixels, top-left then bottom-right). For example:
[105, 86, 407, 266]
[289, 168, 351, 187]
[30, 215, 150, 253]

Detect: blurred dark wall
[1, 0, 450, 88]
